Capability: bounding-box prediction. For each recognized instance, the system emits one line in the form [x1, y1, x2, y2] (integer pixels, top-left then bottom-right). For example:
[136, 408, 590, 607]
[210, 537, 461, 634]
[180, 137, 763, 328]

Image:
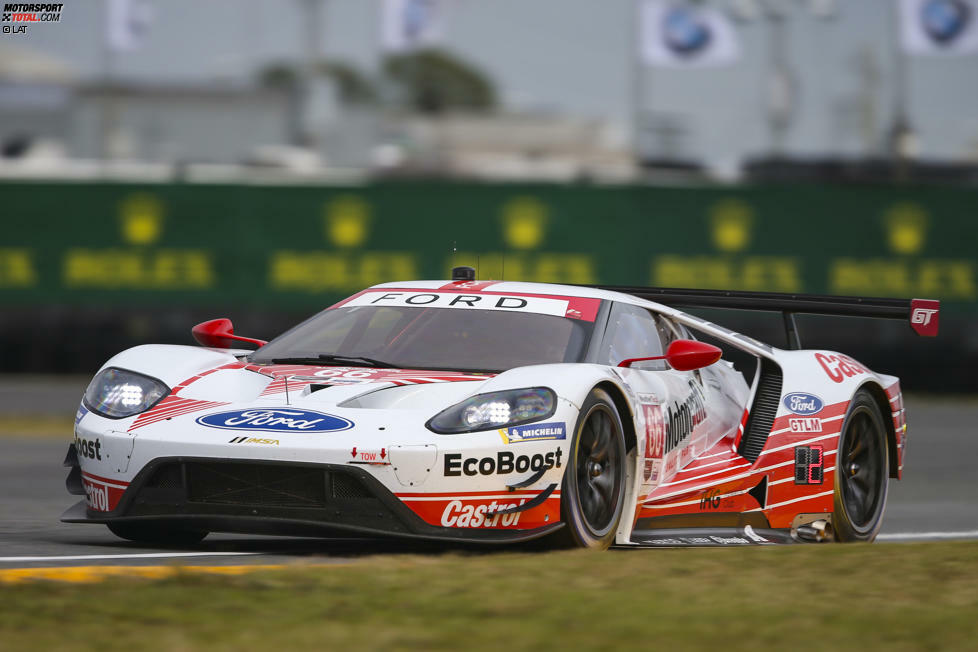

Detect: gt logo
[911, 308, 937, 325]
[909, 300, 940, 336]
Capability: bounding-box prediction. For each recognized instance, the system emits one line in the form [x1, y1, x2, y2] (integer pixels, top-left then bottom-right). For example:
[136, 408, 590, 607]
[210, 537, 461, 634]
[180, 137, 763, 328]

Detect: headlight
[427, 387, 556, 434]
[83, 367, 170, 419]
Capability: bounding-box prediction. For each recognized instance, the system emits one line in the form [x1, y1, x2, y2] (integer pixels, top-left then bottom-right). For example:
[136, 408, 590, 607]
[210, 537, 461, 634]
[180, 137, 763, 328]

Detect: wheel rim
[575, 405, 623, 535]
[840, 406, 885, 530]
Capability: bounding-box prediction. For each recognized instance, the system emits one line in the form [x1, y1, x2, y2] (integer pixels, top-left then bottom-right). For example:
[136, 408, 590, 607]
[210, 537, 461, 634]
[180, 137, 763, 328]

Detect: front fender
[96, 345, 242, 390]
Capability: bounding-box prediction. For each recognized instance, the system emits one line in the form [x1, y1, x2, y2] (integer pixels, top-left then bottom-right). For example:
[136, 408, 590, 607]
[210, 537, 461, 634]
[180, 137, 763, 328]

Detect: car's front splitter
[61, 454, 564, 545]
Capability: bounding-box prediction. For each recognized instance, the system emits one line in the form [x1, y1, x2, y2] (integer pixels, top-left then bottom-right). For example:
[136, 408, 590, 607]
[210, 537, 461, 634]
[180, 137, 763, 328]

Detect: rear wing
[589, 285, 940, 350]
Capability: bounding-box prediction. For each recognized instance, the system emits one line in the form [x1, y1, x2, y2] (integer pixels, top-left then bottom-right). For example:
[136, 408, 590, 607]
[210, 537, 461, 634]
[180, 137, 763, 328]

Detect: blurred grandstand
[1, 0, 976, 390]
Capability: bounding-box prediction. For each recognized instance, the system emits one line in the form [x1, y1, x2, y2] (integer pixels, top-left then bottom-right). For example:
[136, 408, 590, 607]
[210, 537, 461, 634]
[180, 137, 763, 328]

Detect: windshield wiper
[269, 354, 398, 369]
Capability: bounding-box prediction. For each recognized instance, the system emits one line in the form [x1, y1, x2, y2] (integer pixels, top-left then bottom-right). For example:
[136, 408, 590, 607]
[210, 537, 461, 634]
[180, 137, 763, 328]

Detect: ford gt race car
[62, 268, 940, 549]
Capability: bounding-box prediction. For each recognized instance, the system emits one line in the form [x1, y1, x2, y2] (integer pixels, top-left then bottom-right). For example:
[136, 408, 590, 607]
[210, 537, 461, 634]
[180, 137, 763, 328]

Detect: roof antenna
[284, 375, 290, 405]
[451, 265, 475, 281]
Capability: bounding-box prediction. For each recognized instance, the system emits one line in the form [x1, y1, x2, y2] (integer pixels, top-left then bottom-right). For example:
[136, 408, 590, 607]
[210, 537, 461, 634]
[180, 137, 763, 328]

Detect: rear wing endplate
[590, 285, 940, 350]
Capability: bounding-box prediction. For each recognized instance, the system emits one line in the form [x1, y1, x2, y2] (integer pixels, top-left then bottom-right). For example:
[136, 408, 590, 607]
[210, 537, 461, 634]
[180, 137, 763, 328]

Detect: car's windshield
[251, 302, 596, 373]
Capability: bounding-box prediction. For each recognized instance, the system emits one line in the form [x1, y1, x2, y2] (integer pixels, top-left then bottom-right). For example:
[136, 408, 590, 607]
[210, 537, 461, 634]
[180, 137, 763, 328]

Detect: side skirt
[628, 526, 795, 547]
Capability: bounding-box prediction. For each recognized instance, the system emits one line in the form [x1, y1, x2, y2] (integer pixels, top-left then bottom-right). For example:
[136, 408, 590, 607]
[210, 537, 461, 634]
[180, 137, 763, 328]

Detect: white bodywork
[70, 280, 903, 544]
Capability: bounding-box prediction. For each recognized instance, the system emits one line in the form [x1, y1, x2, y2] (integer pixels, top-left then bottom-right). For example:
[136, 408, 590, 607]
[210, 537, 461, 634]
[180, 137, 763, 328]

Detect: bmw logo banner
[379, 0, 449, 53]
[899, 0, 978, 56]
[639, 0, 740, 67]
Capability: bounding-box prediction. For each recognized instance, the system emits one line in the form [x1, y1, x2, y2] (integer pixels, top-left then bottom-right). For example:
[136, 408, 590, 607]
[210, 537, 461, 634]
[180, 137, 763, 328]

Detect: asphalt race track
[1, 396, 976, 569]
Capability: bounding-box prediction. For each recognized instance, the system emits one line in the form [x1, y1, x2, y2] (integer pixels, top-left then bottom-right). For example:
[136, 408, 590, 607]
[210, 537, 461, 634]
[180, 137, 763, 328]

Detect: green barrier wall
[2, 181, 976, 313]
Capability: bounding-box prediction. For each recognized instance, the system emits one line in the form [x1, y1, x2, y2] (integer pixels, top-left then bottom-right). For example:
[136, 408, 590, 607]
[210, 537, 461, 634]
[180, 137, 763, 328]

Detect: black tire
[107, 522, 208, 546]
[554, 388, 627, 550]
[833, 389, 889, 542]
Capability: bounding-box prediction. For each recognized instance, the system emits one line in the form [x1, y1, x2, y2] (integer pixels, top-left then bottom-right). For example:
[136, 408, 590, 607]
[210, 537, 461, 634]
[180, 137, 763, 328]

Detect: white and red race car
[62, 269, 940, 549]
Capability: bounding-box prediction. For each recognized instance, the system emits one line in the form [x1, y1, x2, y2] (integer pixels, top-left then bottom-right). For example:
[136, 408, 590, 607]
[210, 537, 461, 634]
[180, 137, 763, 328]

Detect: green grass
[2, 541, 977, 651]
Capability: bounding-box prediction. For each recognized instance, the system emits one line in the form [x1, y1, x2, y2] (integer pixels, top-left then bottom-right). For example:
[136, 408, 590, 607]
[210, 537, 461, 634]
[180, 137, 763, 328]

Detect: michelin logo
[500, 421, 566, 444]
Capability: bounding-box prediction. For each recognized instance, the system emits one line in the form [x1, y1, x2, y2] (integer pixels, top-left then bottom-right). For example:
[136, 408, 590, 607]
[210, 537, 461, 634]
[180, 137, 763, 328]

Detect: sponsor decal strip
[501, 421, 566, 444]
[403, 495, 561, 529]
[331, 287, 601, 321]
[443, 448, 563, 477]
[763, 414, 845, 440]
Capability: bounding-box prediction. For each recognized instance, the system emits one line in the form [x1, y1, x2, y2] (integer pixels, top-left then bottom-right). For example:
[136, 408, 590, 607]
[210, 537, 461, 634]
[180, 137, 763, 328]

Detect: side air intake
[739, 359, 783, 462]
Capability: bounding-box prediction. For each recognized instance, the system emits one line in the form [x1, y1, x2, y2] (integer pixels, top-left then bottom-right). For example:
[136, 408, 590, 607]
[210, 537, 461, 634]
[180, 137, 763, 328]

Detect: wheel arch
[595, 381, 637, 455]
[858, 381, 899, 479]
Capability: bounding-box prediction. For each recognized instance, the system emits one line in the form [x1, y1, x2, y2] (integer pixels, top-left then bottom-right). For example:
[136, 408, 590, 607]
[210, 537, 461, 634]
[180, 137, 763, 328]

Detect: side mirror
[192, 318, 268, 349]
[618, 339, 722, 371]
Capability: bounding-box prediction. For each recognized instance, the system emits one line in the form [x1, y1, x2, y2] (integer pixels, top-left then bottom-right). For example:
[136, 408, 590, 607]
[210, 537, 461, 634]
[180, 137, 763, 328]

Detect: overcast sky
[7, 0, 978, 165]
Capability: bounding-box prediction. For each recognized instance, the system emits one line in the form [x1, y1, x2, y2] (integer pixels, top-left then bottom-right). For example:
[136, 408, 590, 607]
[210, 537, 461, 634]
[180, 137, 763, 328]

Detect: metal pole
[99, 0, 113, 161]
[630, 0, 646, 171]
[298, 0, 324, 148]
[888, 0, 914, 180]
[766, 11, 791, 157]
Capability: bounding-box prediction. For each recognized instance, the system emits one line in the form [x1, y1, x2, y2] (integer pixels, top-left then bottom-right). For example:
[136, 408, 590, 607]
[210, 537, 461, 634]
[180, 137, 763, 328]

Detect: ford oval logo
[196, 408, 353, 433]
[783, 393, 824, 416]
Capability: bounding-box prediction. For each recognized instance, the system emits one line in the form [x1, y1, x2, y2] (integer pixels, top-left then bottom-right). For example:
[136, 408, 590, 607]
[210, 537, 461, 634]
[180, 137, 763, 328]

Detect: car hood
[166, 362, 491, 408]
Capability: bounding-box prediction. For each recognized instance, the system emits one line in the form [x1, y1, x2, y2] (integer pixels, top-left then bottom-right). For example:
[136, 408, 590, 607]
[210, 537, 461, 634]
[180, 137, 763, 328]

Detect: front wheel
[108, 522, 208, 546]
[554, 388, 627, 550]
[833, 389, 889, 542]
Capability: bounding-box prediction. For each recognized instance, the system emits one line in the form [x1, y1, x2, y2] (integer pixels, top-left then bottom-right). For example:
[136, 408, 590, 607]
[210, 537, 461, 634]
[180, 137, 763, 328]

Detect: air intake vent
[738, 359, 783, 462]
[138, 461, 378, 508]
[187, 462, 328, 507]
[146, 464, 183, 489]
[331, 473, 372, 499]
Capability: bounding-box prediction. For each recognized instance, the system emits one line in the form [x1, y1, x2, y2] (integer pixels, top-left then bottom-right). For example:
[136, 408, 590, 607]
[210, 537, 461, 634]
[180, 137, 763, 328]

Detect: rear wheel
[107, 522, 208, 546]
[833, 389, 889, 542]
[554, 388, 627, 550]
